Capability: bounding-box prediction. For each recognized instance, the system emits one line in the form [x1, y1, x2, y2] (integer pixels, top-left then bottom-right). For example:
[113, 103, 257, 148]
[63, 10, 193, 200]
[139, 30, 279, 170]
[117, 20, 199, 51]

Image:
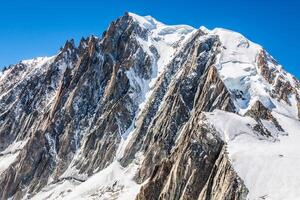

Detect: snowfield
[206, 110, 300, 200]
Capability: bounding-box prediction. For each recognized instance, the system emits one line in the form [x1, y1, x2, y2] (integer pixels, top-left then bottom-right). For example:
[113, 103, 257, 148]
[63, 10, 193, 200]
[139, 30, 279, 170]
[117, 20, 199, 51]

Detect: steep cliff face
[0, 12, 299, 200]
[0, 13, 158, 198]
[136, 113, 247, 200]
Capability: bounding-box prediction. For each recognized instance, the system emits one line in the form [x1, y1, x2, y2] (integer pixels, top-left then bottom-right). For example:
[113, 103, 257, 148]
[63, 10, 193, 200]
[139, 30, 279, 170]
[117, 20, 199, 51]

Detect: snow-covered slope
[204, 27, 300, 199]
[212, 28, 299, 119]
[206, 110, 300, 199]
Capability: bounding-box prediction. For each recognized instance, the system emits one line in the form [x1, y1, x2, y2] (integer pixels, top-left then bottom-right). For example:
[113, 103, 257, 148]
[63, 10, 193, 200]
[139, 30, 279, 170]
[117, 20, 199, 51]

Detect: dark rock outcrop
[245, 100, 284, 137]
[257, 50, 277, 85]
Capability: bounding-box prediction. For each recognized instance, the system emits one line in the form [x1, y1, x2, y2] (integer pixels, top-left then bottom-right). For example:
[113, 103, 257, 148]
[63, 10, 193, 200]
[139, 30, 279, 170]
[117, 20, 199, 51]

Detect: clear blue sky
[1, 0, 299, 78]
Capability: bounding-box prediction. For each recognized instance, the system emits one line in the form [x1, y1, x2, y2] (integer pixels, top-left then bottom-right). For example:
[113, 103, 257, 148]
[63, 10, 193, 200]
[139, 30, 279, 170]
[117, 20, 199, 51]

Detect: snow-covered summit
[127, 12, 197, 89]
[208, 27, 299, 119]
[128, 12, 165, 30]
[128, 12, 195, 33]
[128, 12, 196, 50]
[129, 13, 299, 120]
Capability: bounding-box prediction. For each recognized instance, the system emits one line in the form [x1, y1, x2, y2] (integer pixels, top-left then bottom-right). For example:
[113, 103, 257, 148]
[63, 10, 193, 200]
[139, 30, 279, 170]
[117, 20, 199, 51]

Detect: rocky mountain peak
[0, 12, 299, 200]
[62, 39, 76, 51]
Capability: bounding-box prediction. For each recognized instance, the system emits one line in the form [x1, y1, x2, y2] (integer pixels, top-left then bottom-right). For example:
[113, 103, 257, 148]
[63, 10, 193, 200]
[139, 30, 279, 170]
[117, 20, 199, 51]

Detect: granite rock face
[0, 13, 299, 200]
[136, 114, 248, 200]
[0, 13, 155, 198]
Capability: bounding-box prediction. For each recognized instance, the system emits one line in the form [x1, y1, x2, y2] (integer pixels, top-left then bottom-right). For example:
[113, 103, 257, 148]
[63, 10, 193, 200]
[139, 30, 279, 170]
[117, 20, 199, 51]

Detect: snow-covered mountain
[0, 12, 299, 200]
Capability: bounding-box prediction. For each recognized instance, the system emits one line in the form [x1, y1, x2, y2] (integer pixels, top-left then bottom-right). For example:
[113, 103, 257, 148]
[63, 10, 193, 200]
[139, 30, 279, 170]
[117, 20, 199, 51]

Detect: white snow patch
[64, 161, 140, 200]
[0, 153, 18, 175]
[21, 56, 53, 66]
[206, 110, 300, 200]
[33, 161, 141, 200]
[28, 179, 79, 200]
[0, 139, 28, 175]
[128, 12, 164, 30]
